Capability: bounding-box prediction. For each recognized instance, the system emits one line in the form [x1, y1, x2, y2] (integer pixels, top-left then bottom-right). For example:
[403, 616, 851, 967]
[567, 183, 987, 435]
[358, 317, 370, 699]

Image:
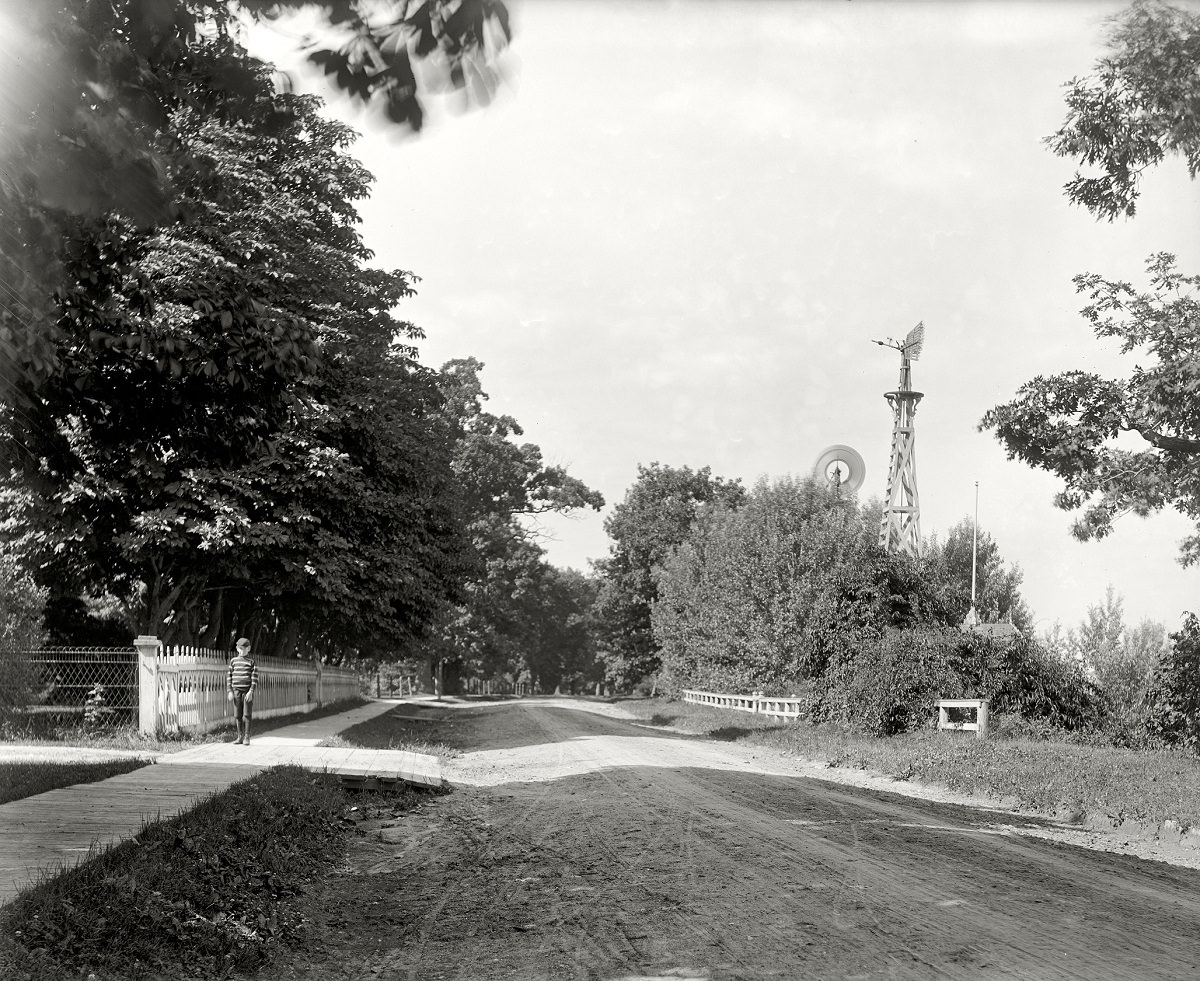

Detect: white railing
[136, 636, 363, 735]
[682, 688, 805, 721]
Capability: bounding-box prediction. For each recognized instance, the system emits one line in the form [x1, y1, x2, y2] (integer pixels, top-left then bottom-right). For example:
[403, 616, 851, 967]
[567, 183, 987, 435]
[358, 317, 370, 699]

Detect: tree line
[1, 0, 606, 691]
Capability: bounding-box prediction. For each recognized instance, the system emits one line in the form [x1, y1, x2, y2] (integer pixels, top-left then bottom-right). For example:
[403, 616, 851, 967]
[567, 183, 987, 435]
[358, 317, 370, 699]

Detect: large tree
[652, 476, 950, 697]
[3, 59, 470, 652]
[593, 463, 746, 690]
[982, 1, 1200, 563]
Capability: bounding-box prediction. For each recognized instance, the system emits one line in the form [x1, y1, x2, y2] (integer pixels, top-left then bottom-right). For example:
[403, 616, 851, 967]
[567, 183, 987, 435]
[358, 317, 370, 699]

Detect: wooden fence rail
[682, 688, 805, 721]
[683, 688, 990, 738]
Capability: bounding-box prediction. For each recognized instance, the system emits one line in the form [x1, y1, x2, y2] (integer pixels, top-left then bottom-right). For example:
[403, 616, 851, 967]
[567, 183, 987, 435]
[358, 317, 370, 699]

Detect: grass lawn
[0, 765, 434, 981]
[612, 696, 1200, 828]
[0, 759, 153, 806]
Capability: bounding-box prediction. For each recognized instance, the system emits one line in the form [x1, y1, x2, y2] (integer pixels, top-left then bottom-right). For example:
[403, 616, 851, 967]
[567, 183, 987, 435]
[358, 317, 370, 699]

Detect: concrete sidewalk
[0, 698, 441, 906]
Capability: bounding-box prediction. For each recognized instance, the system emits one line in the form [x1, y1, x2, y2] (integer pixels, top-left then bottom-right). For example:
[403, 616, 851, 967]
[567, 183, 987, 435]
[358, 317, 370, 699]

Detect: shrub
[1145, 613, 1200, 751]
[819, 629, 1106, 738]
[824, 627, 964, 736]
[970, 634, 1107, 731]
[83, 684, 115, 733]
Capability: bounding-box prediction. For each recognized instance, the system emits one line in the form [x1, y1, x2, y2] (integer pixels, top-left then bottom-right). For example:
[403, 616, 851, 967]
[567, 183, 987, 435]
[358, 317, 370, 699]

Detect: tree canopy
[653, 476, 950, 696]
[981, 255, 1200, 563]
[1, 0, 510, 406]
[1, 35, 471, 655]
[983, 1, 1200, 564]
[398, 358, 603, 691]
[593, 463, 746, 689]
[1047, 0, 1200, 220]
[924, 518, 1033, 632]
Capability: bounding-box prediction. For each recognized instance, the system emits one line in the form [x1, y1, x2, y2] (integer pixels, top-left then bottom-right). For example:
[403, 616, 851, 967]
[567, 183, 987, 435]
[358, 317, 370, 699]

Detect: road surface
[263, 699, 1200, 980]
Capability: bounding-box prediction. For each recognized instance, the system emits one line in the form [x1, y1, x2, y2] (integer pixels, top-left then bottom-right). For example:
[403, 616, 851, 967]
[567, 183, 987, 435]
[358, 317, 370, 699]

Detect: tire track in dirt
[455, 703, 1200, 979]
[263, 701, 1200, 980]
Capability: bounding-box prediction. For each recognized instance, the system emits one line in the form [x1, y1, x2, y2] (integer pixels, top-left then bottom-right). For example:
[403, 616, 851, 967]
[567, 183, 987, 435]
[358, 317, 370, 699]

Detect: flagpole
[971, 481, 979, 614]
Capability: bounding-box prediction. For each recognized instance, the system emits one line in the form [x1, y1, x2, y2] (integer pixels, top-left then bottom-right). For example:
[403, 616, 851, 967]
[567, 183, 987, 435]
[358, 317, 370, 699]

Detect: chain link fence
[0, 646, 138, 725]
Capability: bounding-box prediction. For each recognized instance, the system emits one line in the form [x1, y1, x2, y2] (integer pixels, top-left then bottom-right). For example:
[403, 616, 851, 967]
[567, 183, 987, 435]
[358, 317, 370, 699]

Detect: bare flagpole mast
[970, 481, 979, 620]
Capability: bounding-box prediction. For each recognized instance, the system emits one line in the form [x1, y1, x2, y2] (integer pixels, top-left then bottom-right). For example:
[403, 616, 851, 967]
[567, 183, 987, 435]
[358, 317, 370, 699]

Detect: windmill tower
[874, 322, 926, 557]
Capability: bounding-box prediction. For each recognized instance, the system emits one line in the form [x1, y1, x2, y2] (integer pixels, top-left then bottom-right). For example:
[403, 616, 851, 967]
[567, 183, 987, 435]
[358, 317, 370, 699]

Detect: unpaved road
[264, 700, 1200, 980]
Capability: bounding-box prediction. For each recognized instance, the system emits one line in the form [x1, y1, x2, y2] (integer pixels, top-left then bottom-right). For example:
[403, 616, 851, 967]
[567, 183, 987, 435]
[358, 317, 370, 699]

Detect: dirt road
[264, 700, 1200, 980]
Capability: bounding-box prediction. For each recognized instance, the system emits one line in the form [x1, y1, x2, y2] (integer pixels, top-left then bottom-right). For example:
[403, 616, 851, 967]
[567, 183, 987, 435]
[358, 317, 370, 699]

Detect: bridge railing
[681, 688, 805, 721]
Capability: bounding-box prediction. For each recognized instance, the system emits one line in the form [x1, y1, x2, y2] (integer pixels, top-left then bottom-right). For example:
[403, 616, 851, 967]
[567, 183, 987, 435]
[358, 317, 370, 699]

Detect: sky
[248, 0, 1200, 635]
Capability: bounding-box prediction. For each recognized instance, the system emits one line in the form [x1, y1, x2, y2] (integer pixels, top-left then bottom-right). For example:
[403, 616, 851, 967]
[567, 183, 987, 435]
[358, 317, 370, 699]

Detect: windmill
[813, 444, 866, 496]
[873, 322, 925, 557]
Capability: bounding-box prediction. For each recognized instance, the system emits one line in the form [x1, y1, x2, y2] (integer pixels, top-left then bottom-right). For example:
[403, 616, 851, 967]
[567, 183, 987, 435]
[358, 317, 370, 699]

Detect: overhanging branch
[1132, 426, 1200, 454]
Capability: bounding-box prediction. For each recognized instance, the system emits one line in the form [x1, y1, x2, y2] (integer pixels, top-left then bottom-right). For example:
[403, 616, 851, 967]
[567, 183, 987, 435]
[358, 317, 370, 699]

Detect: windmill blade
[903, 321, 925, 360]
[813, 444, 866, 494]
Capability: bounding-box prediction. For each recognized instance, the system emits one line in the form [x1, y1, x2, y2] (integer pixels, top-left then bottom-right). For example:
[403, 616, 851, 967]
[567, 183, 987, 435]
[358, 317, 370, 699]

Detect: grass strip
[328, 705, 460, 760]
[0, 759, 151, 805]
[0, 764, 431, 981]
[616, 697, 1200, 828]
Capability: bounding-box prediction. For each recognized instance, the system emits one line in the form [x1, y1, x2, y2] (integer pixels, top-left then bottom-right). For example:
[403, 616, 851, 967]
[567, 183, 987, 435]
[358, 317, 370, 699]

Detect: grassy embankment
[0, 766, 435, 981]
[317, 708, 459, 761]
[614, 697, 1200, 828]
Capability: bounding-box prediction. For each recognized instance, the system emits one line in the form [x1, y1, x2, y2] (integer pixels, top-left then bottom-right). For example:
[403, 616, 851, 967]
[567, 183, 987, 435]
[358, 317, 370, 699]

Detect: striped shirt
[228, 655, 259, 693]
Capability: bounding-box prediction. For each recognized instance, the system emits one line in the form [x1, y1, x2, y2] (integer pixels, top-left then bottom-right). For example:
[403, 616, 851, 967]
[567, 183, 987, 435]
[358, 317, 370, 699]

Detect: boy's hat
[236, 637, 251, 648]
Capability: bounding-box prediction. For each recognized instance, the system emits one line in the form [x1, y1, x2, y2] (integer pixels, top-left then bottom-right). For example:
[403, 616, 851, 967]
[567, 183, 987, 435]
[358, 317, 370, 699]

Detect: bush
[976, 634, 1107, 731]
[818, 629, 1106, 738]
[824, 628, 963, 736]
[1145, 613, 1200, 751]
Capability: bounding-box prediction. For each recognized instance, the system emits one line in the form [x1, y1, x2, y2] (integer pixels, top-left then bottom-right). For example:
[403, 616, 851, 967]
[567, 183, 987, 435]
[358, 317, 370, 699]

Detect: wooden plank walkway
[0, 699, 441, 906]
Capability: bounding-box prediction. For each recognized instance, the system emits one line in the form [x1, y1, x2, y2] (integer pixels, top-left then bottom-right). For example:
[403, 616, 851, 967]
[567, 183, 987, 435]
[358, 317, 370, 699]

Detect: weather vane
[875, 322, 926, 558]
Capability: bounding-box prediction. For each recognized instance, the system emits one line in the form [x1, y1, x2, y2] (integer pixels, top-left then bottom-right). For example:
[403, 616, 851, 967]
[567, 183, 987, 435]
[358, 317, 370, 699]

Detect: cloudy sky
[251, 0, 1200, 634]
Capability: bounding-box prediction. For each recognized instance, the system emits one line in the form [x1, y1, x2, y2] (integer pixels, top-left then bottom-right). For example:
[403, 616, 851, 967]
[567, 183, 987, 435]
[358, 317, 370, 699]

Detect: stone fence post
[135, 634, 161, 736]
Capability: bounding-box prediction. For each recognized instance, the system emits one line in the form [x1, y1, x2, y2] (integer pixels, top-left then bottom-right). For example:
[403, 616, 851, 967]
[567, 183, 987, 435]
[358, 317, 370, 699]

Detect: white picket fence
[137, 636, 361, 736]
[682, 688, 805, 721]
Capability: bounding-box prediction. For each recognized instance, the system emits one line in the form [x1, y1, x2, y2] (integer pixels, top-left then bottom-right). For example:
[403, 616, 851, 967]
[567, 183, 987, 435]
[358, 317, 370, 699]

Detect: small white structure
[935, 698, 989, 739]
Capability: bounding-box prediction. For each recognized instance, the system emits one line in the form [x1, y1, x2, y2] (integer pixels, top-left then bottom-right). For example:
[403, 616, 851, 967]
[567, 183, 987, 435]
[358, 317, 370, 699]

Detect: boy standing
[227, 637, 259, 745]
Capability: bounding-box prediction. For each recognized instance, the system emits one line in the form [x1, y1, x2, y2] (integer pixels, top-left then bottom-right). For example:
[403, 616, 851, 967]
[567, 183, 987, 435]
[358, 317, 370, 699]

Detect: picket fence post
[135, 635, 161, 736]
